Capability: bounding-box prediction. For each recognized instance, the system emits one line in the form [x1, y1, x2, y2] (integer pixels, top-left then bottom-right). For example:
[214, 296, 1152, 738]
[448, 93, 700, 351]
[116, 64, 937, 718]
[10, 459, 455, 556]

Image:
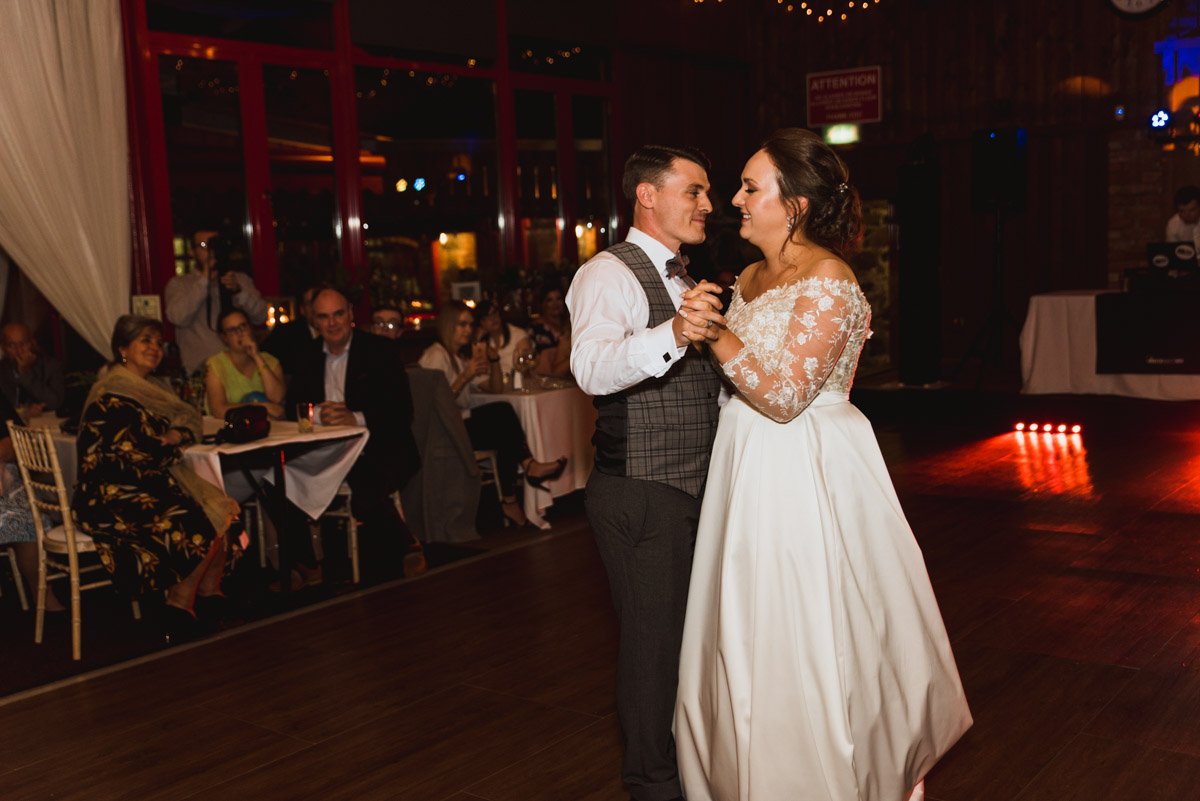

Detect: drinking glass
[296, 402, 314, 433]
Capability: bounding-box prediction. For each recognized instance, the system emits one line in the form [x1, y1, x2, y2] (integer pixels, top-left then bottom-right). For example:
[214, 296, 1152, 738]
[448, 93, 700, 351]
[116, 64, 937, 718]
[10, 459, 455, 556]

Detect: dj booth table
[1020, 289, 1200, 399]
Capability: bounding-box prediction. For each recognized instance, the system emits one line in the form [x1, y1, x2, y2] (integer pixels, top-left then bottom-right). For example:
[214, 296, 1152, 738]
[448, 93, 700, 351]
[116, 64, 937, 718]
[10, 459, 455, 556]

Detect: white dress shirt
[566, 227, 691, 396]
[1166, 213, 1200, 253]
[318, 332, 366, 426]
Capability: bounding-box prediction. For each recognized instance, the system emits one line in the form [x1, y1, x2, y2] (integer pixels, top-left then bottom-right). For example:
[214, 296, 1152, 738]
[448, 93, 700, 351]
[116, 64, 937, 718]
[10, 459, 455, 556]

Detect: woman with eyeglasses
[73, 315, 242, 634]
[204, 309, 286, 419]
[419, 301, 566, 527]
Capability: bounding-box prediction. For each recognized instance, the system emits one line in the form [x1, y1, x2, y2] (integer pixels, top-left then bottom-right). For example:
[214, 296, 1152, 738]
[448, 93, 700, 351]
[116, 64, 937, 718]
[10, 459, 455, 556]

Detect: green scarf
[84, 366, 236, 537]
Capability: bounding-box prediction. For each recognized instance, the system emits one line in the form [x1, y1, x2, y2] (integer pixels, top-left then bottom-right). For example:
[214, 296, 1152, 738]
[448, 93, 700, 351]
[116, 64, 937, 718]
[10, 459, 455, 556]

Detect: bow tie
[666, 253, 690, 281]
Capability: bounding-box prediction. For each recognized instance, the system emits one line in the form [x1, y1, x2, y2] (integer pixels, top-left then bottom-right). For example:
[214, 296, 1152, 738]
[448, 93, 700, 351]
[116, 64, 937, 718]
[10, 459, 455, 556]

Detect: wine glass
[514, 351, 536, 392]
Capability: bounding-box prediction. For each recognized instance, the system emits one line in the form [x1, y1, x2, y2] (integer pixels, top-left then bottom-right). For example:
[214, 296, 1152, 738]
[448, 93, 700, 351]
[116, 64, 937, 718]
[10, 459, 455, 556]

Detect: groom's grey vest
[592, 241, 722, 498]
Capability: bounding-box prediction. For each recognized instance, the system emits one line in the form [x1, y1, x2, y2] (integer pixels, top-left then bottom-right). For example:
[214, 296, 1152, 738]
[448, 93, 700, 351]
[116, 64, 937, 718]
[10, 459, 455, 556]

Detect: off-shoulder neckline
[734, 275, 864, 307]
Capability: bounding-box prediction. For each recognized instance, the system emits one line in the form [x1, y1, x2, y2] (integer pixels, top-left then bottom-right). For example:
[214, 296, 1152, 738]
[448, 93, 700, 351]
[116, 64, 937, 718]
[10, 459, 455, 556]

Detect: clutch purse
[215, 405, 270, 444]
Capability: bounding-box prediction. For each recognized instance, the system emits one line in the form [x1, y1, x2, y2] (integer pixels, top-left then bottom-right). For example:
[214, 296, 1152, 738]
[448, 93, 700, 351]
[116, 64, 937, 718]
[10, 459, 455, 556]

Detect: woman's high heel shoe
[524, 457, 567, 490]
[501, 500, 529, 528]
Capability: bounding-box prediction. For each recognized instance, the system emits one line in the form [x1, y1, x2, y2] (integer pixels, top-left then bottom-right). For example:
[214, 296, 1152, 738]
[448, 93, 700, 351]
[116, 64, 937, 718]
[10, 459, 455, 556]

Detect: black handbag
[214, 405, 270, 444]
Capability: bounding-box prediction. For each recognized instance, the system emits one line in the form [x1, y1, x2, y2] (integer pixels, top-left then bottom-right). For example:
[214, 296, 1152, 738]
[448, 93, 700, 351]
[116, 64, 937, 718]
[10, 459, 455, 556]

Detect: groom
[567, 145, 727, 801]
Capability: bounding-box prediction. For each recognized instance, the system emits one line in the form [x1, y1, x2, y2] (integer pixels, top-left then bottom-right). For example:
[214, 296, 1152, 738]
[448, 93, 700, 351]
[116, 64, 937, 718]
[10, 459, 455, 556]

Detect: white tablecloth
[473, 385, 596, 528]
[32, 415, 368, 521]
[1019, 290, 1200, 400]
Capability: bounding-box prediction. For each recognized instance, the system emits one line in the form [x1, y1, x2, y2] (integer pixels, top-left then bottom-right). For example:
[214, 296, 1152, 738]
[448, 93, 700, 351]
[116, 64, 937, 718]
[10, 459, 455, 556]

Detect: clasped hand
[318, 401, 357, 426]
[159, 428, 184, 447]
[673, 280, 727, 346]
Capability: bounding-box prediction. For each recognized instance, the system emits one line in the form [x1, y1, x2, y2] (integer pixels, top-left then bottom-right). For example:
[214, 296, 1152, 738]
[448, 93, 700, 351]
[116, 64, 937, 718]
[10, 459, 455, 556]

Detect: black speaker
[971, 128, 1027, 213]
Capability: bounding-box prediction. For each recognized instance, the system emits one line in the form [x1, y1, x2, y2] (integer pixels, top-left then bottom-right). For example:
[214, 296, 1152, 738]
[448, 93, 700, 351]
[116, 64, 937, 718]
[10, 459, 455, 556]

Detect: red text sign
[806, 66, 882, 126]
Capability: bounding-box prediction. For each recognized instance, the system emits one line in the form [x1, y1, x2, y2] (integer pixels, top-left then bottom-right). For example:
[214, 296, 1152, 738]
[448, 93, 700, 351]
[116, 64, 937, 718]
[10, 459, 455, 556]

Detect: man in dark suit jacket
[262, 283, 319, 379]
[290, 287, 424, 577]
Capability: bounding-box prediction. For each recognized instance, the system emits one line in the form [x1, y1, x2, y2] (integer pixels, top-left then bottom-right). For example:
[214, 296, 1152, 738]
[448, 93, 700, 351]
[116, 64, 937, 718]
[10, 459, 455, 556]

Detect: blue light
[1114, 105, 1127, 121]
[1151, 109, 1171, 129]
[455, 172, 467, 182]
[988, 131, 997, 140]
[413, 177, 427, 191]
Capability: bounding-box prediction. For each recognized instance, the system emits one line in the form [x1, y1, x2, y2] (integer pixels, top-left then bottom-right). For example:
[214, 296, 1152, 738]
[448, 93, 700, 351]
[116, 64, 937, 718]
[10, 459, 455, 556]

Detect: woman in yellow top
[204, 309, 286, 419]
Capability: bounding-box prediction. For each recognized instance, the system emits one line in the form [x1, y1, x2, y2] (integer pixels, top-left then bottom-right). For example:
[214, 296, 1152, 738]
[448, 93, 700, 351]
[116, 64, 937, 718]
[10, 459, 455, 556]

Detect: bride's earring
[786, 214, 795, 229]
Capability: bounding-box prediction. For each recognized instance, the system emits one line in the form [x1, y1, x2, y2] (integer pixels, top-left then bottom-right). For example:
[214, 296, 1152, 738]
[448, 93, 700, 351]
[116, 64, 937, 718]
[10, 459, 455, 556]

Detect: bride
[674, 128, 972, 801]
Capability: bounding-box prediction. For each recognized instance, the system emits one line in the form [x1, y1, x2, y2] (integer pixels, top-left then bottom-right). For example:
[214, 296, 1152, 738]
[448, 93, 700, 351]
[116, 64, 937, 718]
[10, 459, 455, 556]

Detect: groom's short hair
[622, 145, 711, 204]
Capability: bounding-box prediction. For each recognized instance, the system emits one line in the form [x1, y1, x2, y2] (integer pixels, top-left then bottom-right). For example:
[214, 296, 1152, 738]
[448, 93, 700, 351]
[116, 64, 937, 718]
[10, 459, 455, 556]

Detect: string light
[694, 0, 882, 22]
[518, 44, 586, 68]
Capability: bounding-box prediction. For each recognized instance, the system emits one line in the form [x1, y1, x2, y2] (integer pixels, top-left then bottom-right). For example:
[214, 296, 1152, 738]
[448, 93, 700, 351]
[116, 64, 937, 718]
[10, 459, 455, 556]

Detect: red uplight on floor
[1013, 421, 1083, 436]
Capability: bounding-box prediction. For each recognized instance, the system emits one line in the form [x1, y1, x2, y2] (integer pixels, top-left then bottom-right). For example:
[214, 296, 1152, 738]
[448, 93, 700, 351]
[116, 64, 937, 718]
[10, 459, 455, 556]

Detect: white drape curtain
[0, 0, 130, 356]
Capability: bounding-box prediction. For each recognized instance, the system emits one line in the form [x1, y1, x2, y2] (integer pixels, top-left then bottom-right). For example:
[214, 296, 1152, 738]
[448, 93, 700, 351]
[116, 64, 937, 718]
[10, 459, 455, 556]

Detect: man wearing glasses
[370, 305, 404, 340]
[164, 228, 268, 375]
[0, 322, 65, 414]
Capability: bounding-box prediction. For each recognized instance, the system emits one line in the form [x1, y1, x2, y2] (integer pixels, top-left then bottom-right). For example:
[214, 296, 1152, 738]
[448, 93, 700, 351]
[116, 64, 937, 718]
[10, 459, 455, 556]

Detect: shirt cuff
[353, 411, 366, 427]
[642, 318, 687, 378]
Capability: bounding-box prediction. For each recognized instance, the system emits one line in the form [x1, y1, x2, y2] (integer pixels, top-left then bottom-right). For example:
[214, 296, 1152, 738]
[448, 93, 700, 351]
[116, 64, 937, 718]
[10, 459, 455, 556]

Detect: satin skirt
[675, 393, 972, 801]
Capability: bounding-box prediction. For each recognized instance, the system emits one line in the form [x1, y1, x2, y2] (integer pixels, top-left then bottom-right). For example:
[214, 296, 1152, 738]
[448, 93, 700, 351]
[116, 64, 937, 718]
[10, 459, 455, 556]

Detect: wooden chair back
[6, 421, 74, 551]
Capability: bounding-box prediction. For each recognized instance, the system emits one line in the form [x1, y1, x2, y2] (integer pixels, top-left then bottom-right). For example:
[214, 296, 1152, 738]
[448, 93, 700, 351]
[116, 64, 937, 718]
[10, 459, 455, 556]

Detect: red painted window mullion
[331, 0, 363, 294]
[238, 55, 278, 296]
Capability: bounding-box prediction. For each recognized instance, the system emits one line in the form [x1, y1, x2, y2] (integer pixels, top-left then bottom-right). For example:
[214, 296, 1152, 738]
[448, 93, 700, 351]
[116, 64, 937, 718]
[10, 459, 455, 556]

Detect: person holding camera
[164, 228, 268, 375]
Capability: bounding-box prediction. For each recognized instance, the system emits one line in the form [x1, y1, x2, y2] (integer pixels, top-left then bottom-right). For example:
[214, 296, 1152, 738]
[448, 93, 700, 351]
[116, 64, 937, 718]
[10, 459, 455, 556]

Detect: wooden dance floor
[4, 393, 1200, 800]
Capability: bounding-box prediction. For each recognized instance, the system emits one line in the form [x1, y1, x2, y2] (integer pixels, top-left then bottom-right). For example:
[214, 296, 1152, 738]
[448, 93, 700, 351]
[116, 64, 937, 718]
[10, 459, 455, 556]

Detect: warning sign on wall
[806, 66, 882, 127]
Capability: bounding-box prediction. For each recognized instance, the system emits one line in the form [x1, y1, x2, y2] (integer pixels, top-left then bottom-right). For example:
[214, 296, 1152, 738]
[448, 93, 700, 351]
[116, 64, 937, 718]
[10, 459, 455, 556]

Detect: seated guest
[72, 315, 241, 625]
[475, 299, 531, 377]
[164, 228, 268, 375]
[289, 287, 426, 577]
[419, 301, 567, 527]
[0, 322, 65, 414]
[263, 282, 320, 380]
[1166, 185, 1200, 245]
[370, 304, 405, 340]
[529, 284, 572, 378]
[0, 390, 65, 612]
[205, 309, 286, 419]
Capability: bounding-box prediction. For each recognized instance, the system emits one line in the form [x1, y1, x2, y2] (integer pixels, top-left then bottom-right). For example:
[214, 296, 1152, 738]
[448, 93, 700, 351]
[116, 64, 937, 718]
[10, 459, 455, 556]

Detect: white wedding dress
[675, 277, 972, 801]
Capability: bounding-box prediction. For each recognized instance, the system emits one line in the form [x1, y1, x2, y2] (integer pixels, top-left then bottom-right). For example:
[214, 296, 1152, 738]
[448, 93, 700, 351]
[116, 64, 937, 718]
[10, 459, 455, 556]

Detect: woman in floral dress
[72, 315, 240, 617]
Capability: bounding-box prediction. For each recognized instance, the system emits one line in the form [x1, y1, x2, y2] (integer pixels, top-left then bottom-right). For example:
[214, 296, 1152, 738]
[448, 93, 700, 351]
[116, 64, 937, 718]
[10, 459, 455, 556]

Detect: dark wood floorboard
[464, 716, 625, 800]
[1012, 734, 1200, 801]
[5, 394, 1200, 800]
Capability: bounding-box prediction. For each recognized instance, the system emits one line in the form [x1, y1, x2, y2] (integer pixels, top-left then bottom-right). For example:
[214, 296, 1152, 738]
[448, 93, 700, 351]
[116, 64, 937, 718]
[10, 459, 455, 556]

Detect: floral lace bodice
[721, 276, 871, 423]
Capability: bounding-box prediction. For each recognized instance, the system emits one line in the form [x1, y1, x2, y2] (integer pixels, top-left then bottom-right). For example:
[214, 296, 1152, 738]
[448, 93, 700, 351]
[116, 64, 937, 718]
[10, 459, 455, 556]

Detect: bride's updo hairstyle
[760, 127, 863, 257]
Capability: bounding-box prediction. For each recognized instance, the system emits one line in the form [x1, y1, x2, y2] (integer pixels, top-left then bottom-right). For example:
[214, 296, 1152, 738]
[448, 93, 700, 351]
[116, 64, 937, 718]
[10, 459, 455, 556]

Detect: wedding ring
[705, 320, 713, 328]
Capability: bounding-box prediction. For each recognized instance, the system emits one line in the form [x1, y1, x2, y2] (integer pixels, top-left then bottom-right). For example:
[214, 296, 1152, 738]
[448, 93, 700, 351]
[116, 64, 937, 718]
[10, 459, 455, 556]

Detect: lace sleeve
[721, 285, 857, 423]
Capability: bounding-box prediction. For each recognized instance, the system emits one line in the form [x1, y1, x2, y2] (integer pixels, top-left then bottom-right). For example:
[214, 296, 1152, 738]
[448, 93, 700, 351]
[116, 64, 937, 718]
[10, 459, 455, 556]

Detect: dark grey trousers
[585, 469, 701, 801]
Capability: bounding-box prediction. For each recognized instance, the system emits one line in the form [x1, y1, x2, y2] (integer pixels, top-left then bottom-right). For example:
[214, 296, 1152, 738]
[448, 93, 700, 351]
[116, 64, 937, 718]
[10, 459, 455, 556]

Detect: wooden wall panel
[604, 0, 1189, 366]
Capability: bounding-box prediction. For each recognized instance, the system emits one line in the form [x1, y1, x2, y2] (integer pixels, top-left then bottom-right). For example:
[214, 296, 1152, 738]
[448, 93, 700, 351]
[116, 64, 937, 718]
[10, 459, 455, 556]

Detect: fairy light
[689, 0, 882, 22]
